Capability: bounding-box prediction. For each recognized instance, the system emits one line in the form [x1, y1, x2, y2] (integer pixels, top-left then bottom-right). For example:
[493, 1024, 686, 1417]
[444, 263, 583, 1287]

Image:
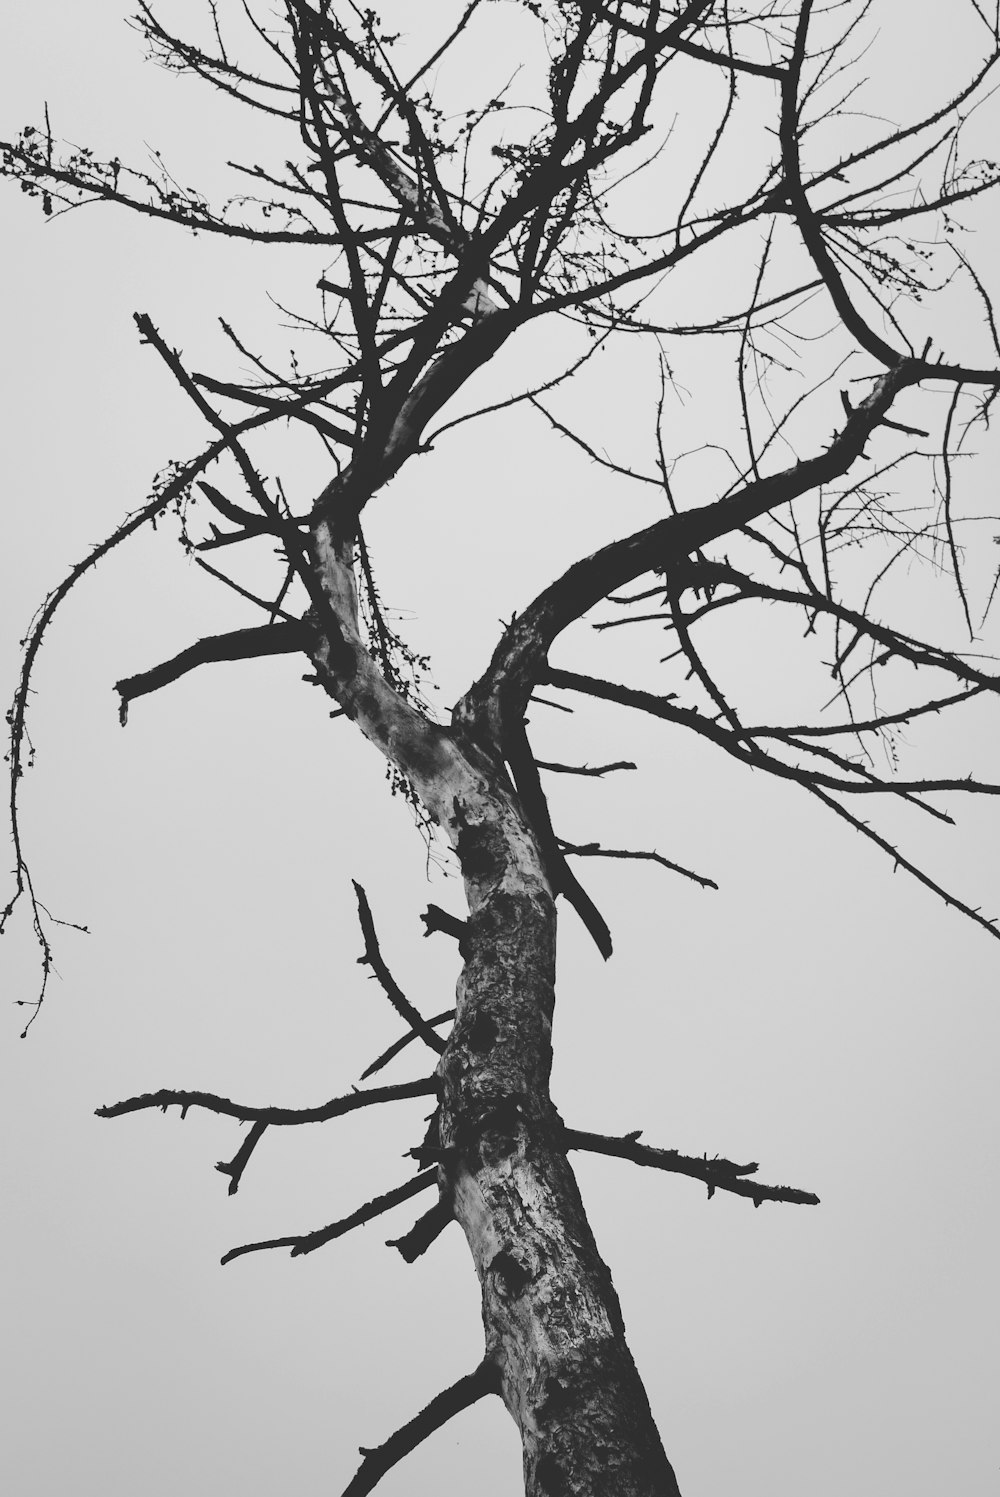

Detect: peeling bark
[440, 806, 681, 1497]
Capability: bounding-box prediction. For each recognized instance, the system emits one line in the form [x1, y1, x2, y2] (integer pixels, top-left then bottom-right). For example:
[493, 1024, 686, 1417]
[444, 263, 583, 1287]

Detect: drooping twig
[340, 1361, 501, 1497]
[564, 1128, 819, 1207]
[3, 442, 228, 1033]
[353, 882, 446, 1055]
[222, 1169, 438, 1264]
[95, 1075, 438, 1124]
[215, 1119, 268, 1196]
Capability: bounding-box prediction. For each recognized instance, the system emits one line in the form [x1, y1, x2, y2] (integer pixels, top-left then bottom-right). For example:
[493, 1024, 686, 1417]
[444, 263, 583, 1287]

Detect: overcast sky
[2, 5, 999, 1496]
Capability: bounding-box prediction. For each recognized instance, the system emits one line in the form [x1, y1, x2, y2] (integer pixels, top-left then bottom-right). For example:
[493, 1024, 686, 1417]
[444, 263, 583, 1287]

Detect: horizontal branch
[560, 840, 718, 891]
[419, 904, 467, 941]
[95, 1075, 438, 1125]
[116, 621, 309, 722]
[738, 685, 987, 741]
[222, 1169, 438, 1265]
[565, 1128, 819, 1207]
[537, 759, 636, 777]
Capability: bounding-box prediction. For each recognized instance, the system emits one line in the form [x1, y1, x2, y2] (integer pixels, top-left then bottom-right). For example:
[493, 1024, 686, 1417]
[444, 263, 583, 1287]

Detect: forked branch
[222, 1169, 438, 1264]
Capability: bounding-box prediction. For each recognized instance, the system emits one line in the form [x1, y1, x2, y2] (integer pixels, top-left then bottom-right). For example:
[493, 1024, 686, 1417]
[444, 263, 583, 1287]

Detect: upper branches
[5, 0, 1000, 988]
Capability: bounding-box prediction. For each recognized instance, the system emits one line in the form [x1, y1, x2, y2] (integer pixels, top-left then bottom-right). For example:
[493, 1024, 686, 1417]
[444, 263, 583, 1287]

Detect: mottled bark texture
[310, 521, 681, 1496]
[440, 803, 682, 1497]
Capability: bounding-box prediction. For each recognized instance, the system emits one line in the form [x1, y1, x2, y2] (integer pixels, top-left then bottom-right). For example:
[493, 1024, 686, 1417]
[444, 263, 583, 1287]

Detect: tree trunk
[440, 782, 682, 1496]
[311, 522, 680, 1494]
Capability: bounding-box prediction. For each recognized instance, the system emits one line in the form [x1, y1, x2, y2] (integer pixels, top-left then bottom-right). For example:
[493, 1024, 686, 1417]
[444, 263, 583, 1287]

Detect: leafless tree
[3, 3, 1000, 1493]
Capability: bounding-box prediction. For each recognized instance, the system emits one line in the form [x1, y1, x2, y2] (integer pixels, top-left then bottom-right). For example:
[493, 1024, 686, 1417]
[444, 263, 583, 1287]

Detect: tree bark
[439, 785, 682, 1497]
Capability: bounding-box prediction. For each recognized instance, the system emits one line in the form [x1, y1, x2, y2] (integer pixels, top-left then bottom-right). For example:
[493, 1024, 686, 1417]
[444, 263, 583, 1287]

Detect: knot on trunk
[489, 1246, 534, 1299]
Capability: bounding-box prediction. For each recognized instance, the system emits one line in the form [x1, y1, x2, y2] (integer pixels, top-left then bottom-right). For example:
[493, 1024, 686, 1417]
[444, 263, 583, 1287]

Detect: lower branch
[222, 1169, 438, 1265]
[565, 1127, 820, 1207]
[116, 620, 310, 722]
[341, 1361, 501, 1497]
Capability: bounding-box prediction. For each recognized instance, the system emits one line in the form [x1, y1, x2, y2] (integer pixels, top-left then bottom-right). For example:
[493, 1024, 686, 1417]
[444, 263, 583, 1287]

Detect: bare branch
[116, 622, 310, 722]
[215, 1120, 268, 1196]
[95, 1076, 438, 1125]
[559, 840, 718, 891]
[353, 883, 446, 1055]
[545, 668, 1000, 944]
[360, 1010, 454, 1082]
[340, 1361, 501, 1497]
[536, 760, 637, 777]
[222, 1169, 438, 1265]
[565, 1128, 820, 1208]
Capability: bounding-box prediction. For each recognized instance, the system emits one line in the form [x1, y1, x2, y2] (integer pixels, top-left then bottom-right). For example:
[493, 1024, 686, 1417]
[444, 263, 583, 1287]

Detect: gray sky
[2, 4, 999, 1495]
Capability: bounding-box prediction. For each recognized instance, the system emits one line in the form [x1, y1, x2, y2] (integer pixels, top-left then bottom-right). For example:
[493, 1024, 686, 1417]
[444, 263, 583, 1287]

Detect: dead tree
[3, 3, 1000, 1493]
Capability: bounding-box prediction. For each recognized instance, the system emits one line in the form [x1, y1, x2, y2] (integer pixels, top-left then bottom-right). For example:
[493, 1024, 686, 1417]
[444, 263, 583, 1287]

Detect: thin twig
[560, 840, 718, 891]
[353, 883, 446, 1054]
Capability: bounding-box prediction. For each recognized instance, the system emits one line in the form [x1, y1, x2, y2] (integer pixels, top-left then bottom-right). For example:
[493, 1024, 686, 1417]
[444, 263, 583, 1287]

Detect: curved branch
[457, 359, 926, 742]
[95, 1075, 439, 1125]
